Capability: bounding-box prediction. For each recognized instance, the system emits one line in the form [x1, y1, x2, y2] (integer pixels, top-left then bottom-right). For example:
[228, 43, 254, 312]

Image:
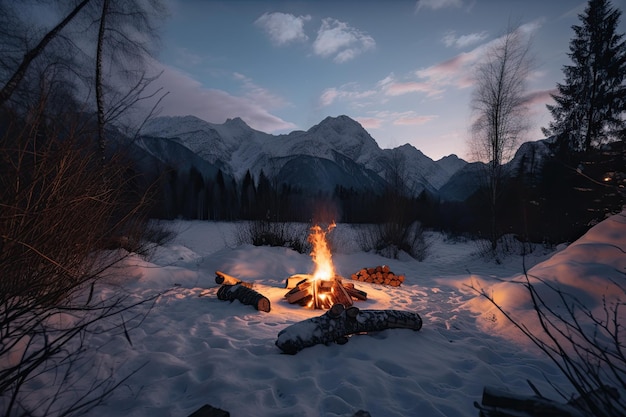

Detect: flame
[308, 222, 336, 281]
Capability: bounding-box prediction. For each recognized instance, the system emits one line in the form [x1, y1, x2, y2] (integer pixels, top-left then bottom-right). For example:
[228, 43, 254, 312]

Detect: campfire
[284, 223, 367, 309]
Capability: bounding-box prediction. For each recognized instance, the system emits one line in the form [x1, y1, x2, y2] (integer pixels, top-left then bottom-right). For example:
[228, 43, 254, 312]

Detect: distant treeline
[151, 139, 624, 245]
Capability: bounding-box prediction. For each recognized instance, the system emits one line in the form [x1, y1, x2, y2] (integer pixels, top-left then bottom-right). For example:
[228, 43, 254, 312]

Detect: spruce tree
[543, 0, 626, 152]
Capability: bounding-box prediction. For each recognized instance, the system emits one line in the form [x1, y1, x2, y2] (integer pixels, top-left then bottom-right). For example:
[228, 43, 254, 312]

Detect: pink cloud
[524, 88, 557, 106]
[356, 117, 384, 129]
[146, 64, 297, 133]
[384, 81, 442, 97]
[393, 114, 438, 126]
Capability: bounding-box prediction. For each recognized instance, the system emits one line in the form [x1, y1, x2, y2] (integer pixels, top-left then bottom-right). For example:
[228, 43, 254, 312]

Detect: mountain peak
[314, 115, 363, 132]
[224, 117, 250, 129]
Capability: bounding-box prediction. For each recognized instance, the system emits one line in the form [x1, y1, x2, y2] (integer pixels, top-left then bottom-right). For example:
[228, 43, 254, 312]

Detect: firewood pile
[350, 265, 405, 286]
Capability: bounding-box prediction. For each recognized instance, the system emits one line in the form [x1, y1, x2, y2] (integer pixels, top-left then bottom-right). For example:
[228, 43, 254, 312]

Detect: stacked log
[284, 276, 367, 309]
[350, 265, 405, 287]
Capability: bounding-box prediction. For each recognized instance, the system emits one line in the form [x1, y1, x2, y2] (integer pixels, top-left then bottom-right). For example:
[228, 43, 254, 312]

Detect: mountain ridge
[141, 114, 467, 196]
[139, 114, 554, 201]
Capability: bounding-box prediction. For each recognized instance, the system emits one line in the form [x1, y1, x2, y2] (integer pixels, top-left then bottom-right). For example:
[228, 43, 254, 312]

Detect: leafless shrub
[474, 234, 537, 264]
[0, 103, 166, 416]
[357, 221, 429, 261]
[234, 220, 310, 254]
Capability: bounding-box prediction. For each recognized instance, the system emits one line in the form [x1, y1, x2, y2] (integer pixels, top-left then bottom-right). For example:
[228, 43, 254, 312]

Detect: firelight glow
[308, 222, 337, 281]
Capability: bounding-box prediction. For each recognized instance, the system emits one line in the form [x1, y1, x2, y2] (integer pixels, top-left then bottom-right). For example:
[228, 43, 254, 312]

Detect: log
[215, 271, 252, 288]
[475, 386, 586, 417]
[328, 279, 353, 308]
[188, 404, 230, 417]
[275, 305, 422, 354]
[343, 282, 368, 301]
[285, 280, 312, 305]
[285, 274, 310, 289]
[217, 283, 271, 312]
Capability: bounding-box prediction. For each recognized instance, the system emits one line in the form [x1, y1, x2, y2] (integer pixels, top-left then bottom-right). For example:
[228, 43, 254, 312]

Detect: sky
[152, 0, 626, 161]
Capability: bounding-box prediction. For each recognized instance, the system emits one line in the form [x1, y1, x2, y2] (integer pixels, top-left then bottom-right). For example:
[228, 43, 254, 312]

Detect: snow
[28, 212, 626, 416]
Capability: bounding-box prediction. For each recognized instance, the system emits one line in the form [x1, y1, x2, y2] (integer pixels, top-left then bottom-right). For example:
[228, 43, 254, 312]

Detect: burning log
[351, 266, 405, 287]
[215, 270, 253, 287]
[217, 283, 271, 313]
[285, 274, 309, 289]
[284, 275, 367, 308]
[275, 304, 422, 354]
[343, 282, 368, 301]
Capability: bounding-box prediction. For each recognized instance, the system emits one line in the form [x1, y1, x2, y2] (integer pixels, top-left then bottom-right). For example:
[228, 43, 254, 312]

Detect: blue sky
[153, 0, 626, 161]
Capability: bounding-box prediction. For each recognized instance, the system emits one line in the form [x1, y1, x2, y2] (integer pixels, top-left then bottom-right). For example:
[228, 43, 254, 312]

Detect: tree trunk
[95, 0, 110, 160]
[276, 305, 422, 354]
[0, 0, 92, 107]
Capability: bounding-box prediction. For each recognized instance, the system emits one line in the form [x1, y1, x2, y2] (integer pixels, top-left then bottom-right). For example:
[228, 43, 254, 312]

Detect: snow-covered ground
[50, 212, 626, 416]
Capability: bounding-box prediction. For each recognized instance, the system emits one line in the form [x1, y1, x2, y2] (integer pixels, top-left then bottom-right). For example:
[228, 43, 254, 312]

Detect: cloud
[414, 49, 482, 90]
[232, 72, 290, 109]
[255, 12, 311, 46]
[377, 73, 444, 98]
[415, 0, 464, 13]
[393, 113, 438, 126]
[418, 19, 543, 92]
[147, 64, 297, 133]
[356, 117, 384, 130]
[313, 18, 375, 63]
[356, 111, 438, 131]
[523, 88, 557, 107]
[383, 80, 443, 97]
[442, 30, 488, 48]
[318, 84, 376, 107]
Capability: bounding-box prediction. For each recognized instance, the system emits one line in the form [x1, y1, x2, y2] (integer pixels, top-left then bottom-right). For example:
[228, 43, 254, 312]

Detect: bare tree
[90, 0, 168, 155]
[469, 25, 533, 251]
[0, 0, 167, 144]
[0, 0, 92, 108]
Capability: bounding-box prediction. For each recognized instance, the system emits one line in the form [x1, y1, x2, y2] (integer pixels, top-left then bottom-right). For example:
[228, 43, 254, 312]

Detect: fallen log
[215, 271, 253, 287]
[475, 386, 586, 417]
[217, 283, 271, 312]
[275, 305, 422, 354]
[188, 404, 230, 417]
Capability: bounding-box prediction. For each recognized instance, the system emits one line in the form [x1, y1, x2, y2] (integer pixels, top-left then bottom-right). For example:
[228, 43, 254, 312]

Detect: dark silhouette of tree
[240, 170, 256, 219]
[543, 0, 626, 152]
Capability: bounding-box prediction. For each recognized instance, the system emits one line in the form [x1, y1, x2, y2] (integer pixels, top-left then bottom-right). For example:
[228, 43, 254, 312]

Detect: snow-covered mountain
[439, 136, 557, 201]
[140, 114, 466, 196]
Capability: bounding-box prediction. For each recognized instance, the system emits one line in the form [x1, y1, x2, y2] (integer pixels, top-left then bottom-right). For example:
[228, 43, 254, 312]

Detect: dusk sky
[153, 0, 626, 161]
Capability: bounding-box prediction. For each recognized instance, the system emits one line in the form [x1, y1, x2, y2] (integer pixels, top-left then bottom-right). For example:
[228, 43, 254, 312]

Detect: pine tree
[543, 0, 626, 152]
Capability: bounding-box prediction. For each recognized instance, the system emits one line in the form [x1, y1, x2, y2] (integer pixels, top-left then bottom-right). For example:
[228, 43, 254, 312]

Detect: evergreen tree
[543, 0, 626, 152]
